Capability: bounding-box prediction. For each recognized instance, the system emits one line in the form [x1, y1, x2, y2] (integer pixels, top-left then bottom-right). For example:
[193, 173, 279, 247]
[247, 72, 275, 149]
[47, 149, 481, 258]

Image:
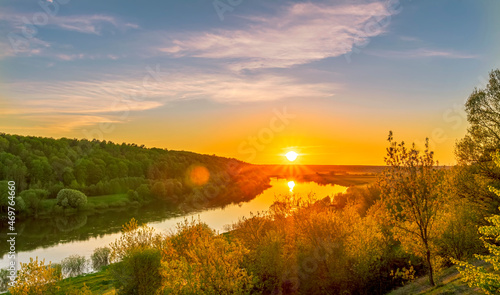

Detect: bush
[91, 247, 111, 271]
[19, 189, 49, 215]
[162, 219, 254, 294]
[57, 189, 87, 209]
[0, 268, 8, 292]
[61, 255, 87, 277]
[109, 218, 165, 262]
[127, 189, 142, 203]
[109, 248, 163, 295]
[8, 257, 61, 295]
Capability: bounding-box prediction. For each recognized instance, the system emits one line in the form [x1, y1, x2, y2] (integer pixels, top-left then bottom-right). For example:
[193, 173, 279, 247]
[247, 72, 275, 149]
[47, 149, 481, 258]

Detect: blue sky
[1, 0, 499, 164]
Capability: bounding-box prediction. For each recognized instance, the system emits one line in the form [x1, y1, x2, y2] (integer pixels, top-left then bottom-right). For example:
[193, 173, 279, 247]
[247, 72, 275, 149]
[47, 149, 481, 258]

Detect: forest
[0, 134, 271, 218]
[3, 69, 500, 294]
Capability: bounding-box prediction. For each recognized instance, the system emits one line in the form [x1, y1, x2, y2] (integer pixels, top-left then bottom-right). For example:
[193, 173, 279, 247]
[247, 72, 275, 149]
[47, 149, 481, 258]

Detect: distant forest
[0, 133, 270, 216]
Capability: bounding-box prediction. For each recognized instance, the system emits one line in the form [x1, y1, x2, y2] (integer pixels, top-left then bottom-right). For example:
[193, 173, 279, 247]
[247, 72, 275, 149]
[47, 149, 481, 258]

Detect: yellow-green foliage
[229, 195, 387, 294]
[453, 209, 500, 295]
[60, 283, 93, 295]
[453, 151, 500, 295]
[8, 257, 61, 295]
[378, 132, 446, 286]
[109, 218, 166, 262]
[161, 219, 254, 294]
[107, 218, 253, 295]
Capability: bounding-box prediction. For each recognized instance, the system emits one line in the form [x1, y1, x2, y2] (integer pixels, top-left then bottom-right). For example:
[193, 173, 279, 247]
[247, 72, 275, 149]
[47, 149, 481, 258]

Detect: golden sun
[285, 151, 298, 162]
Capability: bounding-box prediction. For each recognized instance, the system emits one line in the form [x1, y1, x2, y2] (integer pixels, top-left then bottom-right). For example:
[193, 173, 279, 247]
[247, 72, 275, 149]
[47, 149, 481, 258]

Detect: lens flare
[288, 180, 295, 192]
[188, 165, 210, 186]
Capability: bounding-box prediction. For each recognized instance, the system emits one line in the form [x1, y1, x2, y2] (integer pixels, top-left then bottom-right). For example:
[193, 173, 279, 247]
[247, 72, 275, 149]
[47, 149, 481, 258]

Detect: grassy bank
[387, 262, 487, 295]
[55, 268, 115, 295]
[31, 193, 131, 218]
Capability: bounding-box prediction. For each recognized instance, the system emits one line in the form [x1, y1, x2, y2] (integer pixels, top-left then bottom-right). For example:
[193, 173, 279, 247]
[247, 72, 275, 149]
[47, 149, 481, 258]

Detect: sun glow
[285, 151, 298, 162]
[288, 180, 295, 192]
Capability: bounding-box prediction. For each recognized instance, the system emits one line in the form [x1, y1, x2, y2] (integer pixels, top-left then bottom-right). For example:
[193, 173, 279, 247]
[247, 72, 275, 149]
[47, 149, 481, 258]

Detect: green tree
[455, 69, 500, 212]
[56, 189, 87, 209]
[378, 132, 446, 286]
[456, 69, 500, 166]
[453, 209, 500, 295]
[19, 189, 49, 217]
[453, 151, 500, 294]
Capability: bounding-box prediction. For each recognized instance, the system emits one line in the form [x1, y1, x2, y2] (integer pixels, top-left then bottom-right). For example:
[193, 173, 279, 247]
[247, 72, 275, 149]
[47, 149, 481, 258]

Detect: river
[0, 178, 347, 268]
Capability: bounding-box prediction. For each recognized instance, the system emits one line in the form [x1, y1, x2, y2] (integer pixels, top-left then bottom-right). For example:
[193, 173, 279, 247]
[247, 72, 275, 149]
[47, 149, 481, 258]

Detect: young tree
[90, 247, 111, 271]
[378, 132, 446, 286]
[61, 255, 87, 277]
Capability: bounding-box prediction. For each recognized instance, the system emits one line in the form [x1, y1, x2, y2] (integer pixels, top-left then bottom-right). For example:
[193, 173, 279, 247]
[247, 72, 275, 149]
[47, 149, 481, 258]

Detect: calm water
[1, 178, 346, 268]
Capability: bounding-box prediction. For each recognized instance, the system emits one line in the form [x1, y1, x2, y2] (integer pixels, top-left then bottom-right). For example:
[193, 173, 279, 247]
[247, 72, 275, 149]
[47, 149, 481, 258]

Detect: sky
[0, 0, 499, 165]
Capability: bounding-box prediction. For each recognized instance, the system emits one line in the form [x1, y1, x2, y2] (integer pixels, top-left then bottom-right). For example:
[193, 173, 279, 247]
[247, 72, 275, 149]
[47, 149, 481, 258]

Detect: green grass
[55, 267, 115, 295]
[35, 194, 130, 217]
[4, 267, 116, 295]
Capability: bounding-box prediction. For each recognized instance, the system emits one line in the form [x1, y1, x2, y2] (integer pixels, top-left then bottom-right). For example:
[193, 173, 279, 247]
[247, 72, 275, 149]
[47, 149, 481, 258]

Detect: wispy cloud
[4, 72, 337, 130]
[0, 10, 138, 35]
[159, 1, 398, 70]
[50, 14, 138, 35]
[366, 48, 478, 59]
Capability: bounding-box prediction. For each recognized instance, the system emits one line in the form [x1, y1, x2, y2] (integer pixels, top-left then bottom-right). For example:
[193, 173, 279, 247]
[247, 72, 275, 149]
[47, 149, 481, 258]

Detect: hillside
[0, 133, 271, 217]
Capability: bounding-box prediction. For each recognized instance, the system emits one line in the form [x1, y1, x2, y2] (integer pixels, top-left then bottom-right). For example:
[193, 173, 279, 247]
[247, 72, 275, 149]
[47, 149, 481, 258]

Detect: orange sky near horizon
[0, 95, 468, 166]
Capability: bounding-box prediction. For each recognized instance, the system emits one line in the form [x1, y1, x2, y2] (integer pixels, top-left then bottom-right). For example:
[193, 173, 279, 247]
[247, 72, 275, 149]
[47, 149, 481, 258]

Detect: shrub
[8, 257, 61, 295]
[19, 189, 49, 216]
[0, 268, 8, 292]
[161, 219, 254, 294]
[109, 248, 163, 295]
[91, 247, 111, 271]
[56, 189, 87, 209]
[109, 218, 165, 262]
[61, 255, 87, 277]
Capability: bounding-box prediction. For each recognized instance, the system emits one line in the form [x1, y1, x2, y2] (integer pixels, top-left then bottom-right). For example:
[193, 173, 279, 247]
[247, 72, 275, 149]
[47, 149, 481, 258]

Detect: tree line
[0, 134, 271, 217]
